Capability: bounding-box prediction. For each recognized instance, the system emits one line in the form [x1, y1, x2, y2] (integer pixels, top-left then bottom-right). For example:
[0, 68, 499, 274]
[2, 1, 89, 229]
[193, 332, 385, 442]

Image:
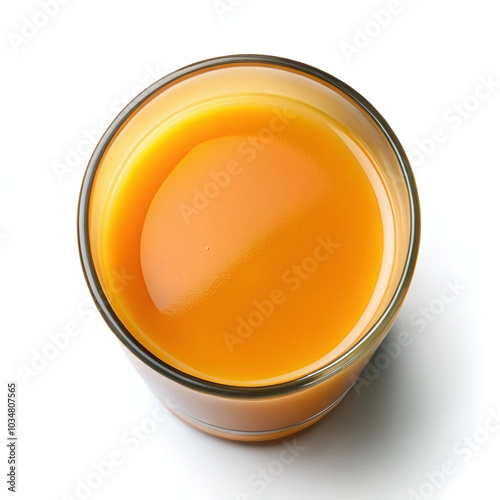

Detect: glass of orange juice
[78, 55, 420, 441]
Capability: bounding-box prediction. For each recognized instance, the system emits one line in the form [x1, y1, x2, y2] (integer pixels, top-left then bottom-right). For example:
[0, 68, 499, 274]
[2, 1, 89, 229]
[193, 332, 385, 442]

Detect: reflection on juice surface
[96, 98, 392, 385]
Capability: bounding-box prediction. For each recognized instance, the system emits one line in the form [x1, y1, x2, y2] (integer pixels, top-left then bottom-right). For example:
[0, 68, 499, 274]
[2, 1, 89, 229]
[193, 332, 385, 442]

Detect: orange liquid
[95, 98, 392, 386]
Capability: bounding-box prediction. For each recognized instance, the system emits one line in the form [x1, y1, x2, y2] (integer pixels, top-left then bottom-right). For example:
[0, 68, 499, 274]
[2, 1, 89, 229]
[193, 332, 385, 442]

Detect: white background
[2, 1, 500, 499]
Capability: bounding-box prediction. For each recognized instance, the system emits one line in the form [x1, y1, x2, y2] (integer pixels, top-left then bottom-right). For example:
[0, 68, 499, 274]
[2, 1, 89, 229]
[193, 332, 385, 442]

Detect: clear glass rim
[77, 54, 421, 399]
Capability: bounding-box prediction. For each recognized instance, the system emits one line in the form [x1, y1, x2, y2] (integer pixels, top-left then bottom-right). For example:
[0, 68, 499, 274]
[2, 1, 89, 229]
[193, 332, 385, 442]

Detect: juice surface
[95, 97, 391, 386]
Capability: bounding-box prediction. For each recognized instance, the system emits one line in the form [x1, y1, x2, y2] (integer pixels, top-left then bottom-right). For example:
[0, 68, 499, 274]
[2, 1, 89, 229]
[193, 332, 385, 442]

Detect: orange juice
[95, 98, 393, 386]
[80, 56, 419, 440]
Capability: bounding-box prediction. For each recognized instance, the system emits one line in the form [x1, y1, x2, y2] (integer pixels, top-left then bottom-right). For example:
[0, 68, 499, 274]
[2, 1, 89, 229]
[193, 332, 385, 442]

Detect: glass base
[167, 391, 349, 442]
